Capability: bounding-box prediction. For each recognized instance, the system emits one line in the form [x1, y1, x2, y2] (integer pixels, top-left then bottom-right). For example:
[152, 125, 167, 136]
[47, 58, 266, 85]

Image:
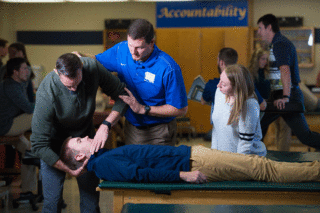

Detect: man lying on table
[60, 136, 320, 184]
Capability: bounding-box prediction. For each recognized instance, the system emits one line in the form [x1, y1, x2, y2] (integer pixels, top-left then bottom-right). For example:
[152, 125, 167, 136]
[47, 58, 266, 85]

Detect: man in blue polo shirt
[257, 13, 320, 150]
[77, 19, 188, 147]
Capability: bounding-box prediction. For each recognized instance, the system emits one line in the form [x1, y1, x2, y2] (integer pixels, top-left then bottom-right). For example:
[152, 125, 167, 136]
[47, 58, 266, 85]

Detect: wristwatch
[144, 105, 151, 115]
[102, 120, 112, 130]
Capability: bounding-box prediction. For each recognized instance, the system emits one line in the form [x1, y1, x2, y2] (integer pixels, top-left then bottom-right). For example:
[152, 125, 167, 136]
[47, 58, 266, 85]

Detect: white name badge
[145, 72, 155, 83]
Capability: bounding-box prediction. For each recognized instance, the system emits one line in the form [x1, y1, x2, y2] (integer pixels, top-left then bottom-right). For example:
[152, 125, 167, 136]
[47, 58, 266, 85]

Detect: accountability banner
[156, 1, 248, 28]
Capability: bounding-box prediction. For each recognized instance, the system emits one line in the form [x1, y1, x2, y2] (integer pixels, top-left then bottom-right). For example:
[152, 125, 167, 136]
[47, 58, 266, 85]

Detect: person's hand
[72, 51, 82, 58]
[119, 88, 145, 114]
[273, 98, 289, 110]
[91, 124, 109, 154]
[68, 158, 89, 177]
[260, 99, 267, 111]
[179, 171, 207, 184]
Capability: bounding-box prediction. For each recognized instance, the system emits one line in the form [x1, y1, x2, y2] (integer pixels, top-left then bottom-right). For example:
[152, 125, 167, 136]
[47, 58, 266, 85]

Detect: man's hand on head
[179, 171, 207, 184]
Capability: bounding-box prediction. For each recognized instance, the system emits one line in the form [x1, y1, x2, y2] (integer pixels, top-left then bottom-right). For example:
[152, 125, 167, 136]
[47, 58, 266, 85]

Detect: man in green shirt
[31, 53, 128, 213]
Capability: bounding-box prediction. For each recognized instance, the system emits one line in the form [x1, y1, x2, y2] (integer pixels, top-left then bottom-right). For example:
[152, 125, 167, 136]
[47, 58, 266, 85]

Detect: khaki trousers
[124, 119, 177, 146]
[5, 113, 37, 193]
[190, 145, 320, 183]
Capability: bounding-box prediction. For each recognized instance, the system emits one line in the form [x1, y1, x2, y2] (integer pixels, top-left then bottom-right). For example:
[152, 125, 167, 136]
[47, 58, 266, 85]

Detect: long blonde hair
[225, 64, 256, 125]
[248, 48, 269, 81]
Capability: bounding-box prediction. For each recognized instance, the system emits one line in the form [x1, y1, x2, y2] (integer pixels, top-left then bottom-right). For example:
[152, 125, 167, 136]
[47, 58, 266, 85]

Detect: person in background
[75, 19, 188, 147]
[0, 38, 8, 74]
[257, 13, 320, 150]
[201, 48, 266, 141]
[249, 47, 271, 101]
[0, 42, 37, 190]
[31, 53, 128, 213]
[8, 42, 35, 102]
[0, 57, 37, 199]
[61, 135, 320, 184]
[249, 47, 291, 151]
[211, 64, 267, 156]
[201, 48, 266, 110]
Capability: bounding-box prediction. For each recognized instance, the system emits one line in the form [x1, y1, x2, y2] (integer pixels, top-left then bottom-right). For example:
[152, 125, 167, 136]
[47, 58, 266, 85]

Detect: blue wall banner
[156, 1, 248, 28]
[17, 31, 102, 45]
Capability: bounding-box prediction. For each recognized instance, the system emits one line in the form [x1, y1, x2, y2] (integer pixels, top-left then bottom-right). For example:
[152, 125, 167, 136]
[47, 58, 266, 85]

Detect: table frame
[97, 187, 320, 213]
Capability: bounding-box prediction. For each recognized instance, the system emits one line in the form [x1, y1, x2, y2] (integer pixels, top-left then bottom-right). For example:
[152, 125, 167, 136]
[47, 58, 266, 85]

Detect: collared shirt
[96, 42, 188, 126]
[268, 32, 300, 91]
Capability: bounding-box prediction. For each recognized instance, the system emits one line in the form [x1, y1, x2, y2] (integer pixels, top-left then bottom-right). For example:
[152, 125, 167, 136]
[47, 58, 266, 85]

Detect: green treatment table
[97, 151, 320, 213]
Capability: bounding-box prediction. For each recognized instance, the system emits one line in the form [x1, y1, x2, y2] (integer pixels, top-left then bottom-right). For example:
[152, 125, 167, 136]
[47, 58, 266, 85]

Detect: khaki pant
[190, 145, 320, 183]
[124, 119, 177, 146]
[5, 113, 37, 193]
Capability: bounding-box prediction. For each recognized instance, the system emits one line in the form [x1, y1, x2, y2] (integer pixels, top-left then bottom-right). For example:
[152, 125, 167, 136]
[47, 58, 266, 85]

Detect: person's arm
[237, 99, 261, 155]
[72, 51, 96, 59]
[91, 110, 122, 153]
[26, 79, 35, 103]
[274, 65, 291, 110]
[254, 87, 267, 111]
[30, 91, 58, 164]
[146, 104, 188, 117]
[179, 171, 207, 184]
[53, 158, 88, 177]
[260, 100, 267, 111]
[272, 42, 292, 110]
[119, 87, 188, 117]
[202, 80, 217, 106]
[88, 57, 128, 152]
[201, 96, 210, 105]
[145, 62, 188, 117]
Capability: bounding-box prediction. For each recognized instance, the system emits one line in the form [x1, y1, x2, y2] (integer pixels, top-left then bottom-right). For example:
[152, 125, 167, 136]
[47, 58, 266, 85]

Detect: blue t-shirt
[96, 42, 188, 126]
[269, 32, 300, 90]
[87, 145, 191, 183]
